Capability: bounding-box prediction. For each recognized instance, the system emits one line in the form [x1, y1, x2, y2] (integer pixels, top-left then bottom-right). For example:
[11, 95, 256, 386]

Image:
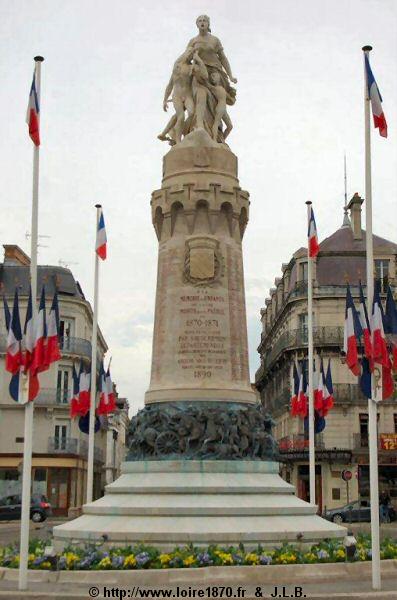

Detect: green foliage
[0, 534, 395, 570]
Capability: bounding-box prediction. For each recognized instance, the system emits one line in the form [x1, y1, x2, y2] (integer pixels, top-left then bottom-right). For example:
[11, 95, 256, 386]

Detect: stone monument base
[53, 461, 345, 550]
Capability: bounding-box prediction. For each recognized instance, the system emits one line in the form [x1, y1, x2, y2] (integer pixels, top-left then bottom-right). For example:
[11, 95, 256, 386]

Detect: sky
[0, 0, 396, 414]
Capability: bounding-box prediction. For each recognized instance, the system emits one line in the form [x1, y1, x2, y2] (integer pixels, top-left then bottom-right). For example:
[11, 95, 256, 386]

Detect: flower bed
[0, 535, 396, 570]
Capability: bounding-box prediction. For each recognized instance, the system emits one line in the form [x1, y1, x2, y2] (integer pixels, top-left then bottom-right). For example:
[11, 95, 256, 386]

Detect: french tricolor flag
[385, 286, 397, 372]
[307, 205, 319, 258]
[364, 53, 387, 138]
[23, 286, 40, 401]
[70, 363, 81, 418]
[358, 281, 373, 361]
[344, 285, 362, 376]
[31, 287, 47, 376]
[26, 68, 40, 146]
[290, 361, 300, 417]
[96, 208, 107, 260]
[45, 291, 61, 367]
[297, 366, 308, 418]
[371, 283, 389, 368]
[5, 290, 23, 375]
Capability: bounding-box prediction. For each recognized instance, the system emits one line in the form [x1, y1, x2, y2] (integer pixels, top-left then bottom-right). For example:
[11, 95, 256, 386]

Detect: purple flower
[197, 552, 213, 566]
[112, 555, 125, 568]
[135, 552, 150, 567]
[58, 556, 67, 570]
[259, 555, 272, 565]
[232, 553, 243, 564]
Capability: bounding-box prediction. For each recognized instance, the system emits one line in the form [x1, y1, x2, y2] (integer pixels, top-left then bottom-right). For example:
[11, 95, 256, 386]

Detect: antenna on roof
[58, 259, 78, 269]
[342, 152, 351, 228]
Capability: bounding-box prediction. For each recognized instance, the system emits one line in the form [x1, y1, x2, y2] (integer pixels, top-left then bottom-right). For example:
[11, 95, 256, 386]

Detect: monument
[54, 16, 345, 548]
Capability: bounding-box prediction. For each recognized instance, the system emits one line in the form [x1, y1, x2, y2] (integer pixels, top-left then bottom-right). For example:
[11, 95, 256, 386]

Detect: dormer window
[299, 261, 308, 282]
[374, 259, 389, 293]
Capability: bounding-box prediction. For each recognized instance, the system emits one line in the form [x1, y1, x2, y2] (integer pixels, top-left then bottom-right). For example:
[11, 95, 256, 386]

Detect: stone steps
[83, 492, 316, 516]
[53, 460, 346, 549]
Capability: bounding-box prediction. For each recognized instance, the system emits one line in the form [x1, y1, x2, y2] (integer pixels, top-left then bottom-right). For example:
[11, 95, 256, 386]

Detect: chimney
[3, 245, 31, 266]
[347, 193, 364, 240]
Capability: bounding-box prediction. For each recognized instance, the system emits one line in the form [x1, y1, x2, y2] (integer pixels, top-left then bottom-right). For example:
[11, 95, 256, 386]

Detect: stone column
[146, 132, 255, 406]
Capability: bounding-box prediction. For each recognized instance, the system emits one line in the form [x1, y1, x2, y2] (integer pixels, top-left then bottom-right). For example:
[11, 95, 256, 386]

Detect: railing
[279, 433, 325, 451]
[48, 436, 78, 454]
[34, 387, 70, 406]
[332, 383, 367, 403]
[47, 436, 105, 462]
[0, 335, 91, 360]
[257, 326, 344, 380]
[59, 336, 91, 359]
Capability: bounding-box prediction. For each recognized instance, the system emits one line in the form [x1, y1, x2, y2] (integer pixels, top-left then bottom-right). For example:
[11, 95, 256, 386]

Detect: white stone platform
[53, 460, 346, 549]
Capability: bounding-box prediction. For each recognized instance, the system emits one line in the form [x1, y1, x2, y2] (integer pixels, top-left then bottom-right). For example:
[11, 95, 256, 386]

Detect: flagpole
[86, 204, 101, 504]
[18, 55, 44, 592]
[306, 201, 316, 505]
[362, 44, 381, 591]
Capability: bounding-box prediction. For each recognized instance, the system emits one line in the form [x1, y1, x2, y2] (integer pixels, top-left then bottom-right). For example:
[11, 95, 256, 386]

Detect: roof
[319, 226, 397, 254]
[285, 225, 397, 292]
[0, 265, 85, 299]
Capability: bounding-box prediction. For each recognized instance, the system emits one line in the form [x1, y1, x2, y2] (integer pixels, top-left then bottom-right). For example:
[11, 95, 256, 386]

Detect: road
[0, 519, 65, 546]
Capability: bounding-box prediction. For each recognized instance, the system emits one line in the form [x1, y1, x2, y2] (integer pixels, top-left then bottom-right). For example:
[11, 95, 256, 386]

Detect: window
[57, 367, 71, 404]
[54, 425, 67, 450]
[332, 488, 341, 500]
[299, 313, 308, 344]
[359, 414, 369, 447]
[374, 259, 389, 293]
[59, 318, 74, 351]
[394, 414, 397, 434]
[299, 262, 308, 282]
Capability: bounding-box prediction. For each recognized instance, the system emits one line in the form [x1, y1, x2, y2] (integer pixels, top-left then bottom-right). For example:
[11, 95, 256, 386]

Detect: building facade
[255, 196, 397, 515]
[0, 245, 129, 516]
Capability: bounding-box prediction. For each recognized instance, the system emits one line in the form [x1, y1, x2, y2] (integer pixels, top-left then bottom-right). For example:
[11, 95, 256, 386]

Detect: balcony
[257, 326, 344, 379]
[34, 387, 70, 407]
[0, 335, 92, 360]
[48, 436, 78, 454]
[279, 433, 325, 451]
[47, 436, 105, 462]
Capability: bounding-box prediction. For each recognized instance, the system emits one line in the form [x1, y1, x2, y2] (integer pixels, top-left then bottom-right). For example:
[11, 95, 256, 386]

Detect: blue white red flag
[371, 283, 389, 368]
[358, 281, 372, 362]
[96, 209, 107, 260]
[26, 68, 40, 146]
[45, 291, 61, 367]
[23, 286, 40, 401]
[307, 205, 319, 258]
[365, 53, 387, 138]
[385, 286, 397, 372]
[31, 287, 47, 376]
[290, 361, 300, 417]
[70, 363, 81, 418]
[5, 290, 23, 375]
[323, 359, 334, 415]
[97, 362, 116, 415]
[343, 285, 362, 376]
[297, 363, 308, 418]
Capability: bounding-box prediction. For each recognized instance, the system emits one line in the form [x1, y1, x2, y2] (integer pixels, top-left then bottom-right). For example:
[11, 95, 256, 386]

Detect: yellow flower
[65, 552, 79, 568]
[41, 561, 51, 569]
[124, 554, 137, 568]
[183, 555, 196, 567]
[28, 553, 36, 564]
[245, 553, 259, 565]
[98, 556, 112, 569]
[159, 553, 171, 566]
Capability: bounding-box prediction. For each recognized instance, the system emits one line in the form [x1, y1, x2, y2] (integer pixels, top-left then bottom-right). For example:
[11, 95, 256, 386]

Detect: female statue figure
[186, 15, 237, 141]
[158, 15, 237, 145]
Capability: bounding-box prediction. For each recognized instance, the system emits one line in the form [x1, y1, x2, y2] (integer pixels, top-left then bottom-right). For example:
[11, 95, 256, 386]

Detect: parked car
[0, 494, 52, 522]
[324, 500, 396, 524]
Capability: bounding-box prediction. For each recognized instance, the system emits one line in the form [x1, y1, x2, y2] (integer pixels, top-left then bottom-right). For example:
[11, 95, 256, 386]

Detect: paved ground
[0, 519, 65, 546]
[0, 519, 396, 546]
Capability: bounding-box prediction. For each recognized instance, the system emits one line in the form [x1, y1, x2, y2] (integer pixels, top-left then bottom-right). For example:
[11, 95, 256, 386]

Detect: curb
[0, 560, 396, 585]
